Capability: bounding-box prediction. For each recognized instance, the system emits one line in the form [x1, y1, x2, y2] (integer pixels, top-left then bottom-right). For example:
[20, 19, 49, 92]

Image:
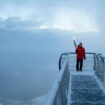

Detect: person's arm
[73, 40, 77, 48]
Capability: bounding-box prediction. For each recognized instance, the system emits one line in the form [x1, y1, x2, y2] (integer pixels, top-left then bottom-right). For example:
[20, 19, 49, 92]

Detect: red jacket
[76, 46, 85, 60]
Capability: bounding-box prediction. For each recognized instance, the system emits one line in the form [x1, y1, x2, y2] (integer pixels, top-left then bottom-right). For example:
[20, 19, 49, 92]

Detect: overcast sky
[0, 0, 104, 33]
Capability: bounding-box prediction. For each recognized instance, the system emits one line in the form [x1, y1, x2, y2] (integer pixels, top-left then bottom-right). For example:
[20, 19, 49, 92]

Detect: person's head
[79, 42, 82, 47]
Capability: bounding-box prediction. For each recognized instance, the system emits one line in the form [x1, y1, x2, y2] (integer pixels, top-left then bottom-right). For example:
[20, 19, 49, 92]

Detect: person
[76, 42, 86, 71]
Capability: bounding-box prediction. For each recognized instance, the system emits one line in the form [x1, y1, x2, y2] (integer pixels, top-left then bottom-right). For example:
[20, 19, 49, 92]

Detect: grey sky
[0, 0, 104, 32]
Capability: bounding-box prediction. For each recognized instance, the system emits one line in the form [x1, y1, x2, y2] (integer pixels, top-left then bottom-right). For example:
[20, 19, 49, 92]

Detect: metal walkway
[70, 71, 105, 105]
[44, 52, 105, 105]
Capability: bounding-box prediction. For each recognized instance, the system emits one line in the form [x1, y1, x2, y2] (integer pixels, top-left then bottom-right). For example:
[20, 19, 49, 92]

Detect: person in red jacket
[76, 42, 86, 71]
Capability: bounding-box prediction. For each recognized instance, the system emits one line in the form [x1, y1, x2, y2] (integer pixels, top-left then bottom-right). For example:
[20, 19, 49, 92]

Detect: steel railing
[59, 52, 96, 71]
[95, 53, 105, 85]
[59, 52, 105, 85]
[44, 56, 70, 105]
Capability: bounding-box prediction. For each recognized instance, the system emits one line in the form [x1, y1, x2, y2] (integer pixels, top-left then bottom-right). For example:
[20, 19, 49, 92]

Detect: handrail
[44, 56, 70, 105]
[95, 53, 105, 85]
[59, 52, 96, 70]
[63, 52, 96, 55]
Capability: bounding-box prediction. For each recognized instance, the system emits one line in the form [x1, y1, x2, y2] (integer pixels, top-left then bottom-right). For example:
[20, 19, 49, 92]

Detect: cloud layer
[0, 0, 101, 33]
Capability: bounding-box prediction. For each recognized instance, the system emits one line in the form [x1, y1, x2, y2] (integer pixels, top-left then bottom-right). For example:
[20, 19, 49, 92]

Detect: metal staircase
[71, 72, 105, 105]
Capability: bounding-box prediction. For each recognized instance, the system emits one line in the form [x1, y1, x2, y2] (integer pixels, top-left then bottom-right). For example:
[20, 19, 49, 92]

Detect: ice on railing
[95, 54, 105, 83]
[45, 58, 70, 105]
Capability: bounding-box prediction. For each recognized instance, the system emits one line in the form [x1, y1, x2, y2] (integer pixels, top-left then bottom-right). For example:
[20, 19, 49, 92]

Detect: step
[70, 74, 105, 105]
[71, 101, 105, 105]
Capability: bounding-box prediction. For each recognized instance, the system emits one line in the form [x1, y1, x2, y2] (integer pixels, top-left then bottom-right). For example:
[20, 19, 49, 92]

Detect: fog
[0, 0, 105, 105]
[0, 28, 104, 101]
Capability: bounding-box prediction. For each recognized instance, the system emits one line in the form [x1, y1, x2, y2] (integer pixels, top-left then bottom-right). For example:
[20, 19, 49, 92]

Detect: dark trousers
[76, 59, 83, 71]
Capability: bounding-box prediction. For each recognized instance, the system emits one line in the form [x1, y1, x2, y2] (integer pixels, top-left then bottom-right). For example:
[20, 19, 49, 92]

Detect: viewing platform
[44, 52, 105, 105]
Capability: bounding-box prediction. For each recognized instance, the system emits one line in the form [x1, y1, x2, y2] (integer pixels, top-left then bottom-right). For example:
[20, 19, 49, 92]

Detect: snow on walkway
[69, 70, 105, 105]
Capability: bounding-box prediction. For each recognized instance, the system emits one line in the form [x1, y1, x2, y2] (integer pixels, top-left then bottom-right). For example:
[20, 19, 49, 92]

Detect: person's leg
[80, 60, 83, 71]
[76, 59, 79, 71]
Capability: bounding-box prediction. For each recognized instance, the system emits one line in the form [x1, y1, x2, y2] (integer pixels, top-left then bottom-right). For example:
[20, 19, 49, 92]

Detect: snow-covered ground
[70, 70, 105, 93]
[70, 69, 105, 105]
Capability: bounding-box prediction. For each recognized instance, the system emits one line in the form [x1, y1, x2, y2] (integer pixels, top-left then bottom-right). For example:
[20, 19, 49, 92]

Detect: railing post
[95, 53, 105, 86]
[94, 53, 96, 70]
[59, 54, 62, 70]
